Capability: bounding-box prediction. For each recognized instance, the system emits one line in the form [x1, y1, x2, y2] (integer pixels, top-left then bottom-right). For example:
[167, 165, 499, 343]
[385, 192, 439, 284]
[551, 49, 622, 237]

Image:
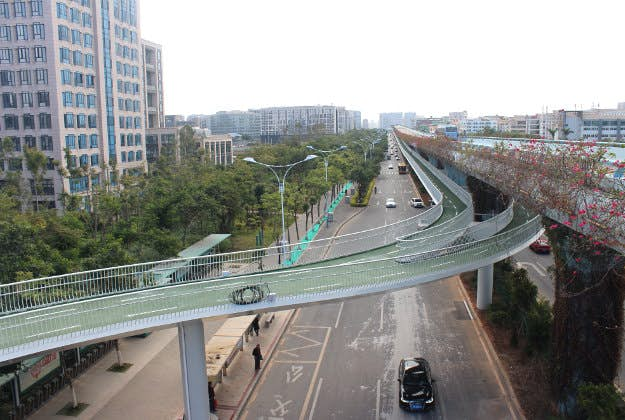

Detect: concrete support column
[178, 319, 209, 420]
[476, 264, 494, 310]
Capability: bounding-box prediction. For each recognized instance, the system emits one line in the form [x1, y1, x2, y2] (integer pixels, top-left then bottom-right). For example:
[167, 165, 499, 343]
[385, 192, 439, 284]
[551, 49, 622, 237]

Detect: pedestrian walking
[252, 316, 260, 336]
[207, 381, 216, 413]
[252, 343, 263, 371]
[374, 186, 377, 194]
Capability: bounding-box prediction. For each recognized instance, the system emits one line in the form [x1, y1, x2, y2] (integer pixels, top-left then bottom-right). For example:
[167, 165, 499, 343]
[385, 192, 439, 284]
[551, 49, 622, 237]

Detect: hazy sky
[141, 0, 623, 123]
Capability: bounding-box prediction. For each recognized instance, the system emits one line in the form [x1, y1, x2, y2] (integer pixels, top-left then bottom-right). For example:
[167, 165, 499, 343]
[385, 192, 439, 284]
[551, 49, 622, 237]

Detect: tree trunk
[545, 221, 625, 416]
[114, 339, 123, 367]
[293, 211, 300, 241]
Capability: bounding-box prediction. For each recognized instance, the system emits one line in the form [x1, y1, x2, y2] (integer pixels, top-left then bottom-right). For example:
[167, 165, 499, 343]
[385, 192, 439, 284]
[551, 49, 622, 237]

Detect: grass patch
[56, 402, 89, 416]
[107, 362, 133, 373]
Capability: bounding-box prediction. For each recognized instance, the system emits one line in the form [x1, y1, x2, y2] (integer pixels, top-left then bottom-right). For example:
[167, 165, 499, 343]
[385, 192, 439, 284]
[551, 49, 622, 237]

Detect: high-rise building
[209, 110, 260, 138]
[0, 0, 147, 210]
[379, 112, 419, 130]
[142, 39, 163, 129]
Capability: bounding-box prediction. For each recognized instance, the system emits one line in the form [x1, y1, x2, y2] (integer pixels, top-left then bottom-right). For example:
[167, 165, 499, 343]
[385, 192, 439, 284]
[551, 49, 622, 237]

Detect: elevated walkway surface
[0, 136, 543, 363]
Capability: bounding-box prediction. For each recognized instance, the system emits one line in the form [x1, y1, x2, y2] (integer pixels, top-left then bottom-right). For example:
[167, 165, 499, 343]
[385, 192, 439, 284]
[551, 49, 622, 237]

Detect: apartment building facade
[142, 38, 162, 129]
[0, 0, 147, 210]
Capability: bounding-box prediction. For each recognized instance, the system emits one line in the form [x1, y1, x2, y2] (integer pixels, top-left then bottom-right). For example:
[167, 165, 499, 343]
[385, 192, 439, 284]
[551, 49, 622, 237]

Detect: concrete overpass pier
[178, 319, 210, 420]
[477, 264, 494, 309]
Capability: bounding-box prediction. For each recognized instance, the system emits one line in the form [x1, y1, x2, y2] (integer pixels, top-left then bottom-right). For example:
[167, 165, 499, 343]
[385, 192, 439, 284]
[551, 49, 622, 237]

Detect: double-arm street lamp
[305, 145, 347, 182]
[306, 145, 347, 213]
[243, 154, 318, 262]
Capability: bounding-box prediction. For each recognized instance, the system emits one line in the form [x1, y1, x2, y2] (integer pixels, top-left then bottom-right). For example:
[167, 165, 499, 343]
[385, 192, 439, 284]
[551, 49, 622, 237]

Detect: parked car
[385, 198, 397, 208]
[530, 238, 551, 254]
[398, 357, 435, 411]
[410, 197, 424, 208]
[388, 164, 393, 169]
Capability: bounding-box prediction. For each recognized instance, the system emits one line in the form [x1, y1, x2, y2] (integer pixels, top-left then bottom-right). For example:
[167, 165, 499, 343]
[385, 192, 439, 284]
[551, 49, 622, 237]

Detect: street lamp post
[243, 154, 318, 264]
[306, 145, 347, 213]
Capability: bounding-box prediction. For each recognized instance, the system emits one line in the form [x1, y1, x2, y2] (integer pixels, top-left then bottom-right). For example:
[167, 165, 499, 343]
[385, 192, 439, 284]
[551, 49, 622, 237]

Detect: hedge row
[350, 180, 376, 207]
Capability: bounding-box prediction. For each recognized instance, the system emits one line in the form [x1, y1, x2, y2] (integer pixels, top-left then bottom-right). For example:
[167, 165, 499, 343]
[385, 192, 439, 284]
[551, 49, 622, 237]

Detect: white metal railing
[0, 213, 542, 356]
[397, 200, 515, 255]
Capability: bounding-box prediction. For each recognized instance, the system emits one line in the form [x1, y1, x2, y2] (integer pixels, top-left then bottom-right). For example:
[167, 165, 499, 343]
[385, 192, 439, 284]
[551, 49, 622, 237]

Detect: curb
[321, 206, 367, 259]
[455, 276, 526, 420]
[231, 308, 298, 420]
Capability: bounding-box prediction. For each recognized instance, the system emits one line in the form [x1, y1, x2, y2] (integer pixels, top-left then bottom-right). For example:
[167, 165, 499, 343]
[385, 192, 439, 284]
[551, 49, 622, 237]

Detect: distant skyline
[140, 0, 624, 123]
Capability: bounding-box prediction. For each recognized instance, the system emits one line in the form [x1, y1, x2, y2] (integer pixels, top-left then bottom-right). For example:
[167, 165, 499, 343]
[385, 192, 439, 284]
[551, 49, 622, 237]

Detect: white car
[410, 197, 424, 208]
[388, 164, 393, 169]
[385, 198, 397, 208]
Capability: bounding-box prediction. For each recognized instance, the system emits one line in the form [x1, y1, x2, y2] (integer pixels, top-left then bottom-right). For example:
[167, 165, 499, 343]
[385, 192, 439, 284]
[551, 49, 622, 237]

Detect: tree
[24, 146, 48, 211]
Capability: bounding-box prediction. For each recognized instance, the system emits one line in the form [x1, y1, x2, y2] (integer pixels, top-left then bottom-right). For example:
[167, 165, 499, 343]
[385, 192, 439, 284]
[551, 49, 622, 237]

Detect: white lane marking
[308, 377, 323, 420]
[127, 306, 177, 318]
[26, 325, 79, 339]
[432, 261, 455, 268]
[25, 308, 76, 320]
[334, 302, 344, 329]
[518, 262, 546, 277]
[375, 378, 381, 420]
[120, 292, 164, 303]
[303, 283, 342, 291]
[537, 261, 548, 274]
[379, 301, 384, 331]
[463, 300, 474, 320]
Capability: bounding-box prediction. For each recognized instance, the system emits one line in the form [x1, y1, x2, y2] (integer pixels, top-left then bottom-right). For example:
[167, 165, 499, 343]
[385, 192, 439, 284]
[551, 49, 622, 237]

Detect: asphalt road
[241, 162, 521, 420]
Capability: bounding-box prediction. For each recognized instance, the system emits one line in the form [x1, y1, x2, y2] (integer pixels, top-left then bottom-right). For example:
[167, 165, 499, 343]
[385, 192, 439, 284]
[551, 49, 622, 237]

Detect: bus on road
[398, 162, 408, 174]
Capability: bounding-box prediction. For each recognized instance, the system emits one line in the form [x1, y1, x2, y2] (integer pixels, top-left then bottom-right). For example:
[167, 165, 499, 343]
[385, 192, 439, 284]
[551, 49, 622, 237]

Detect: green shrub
[577, 383, 625, 420]
[524, 299, 552, 355]
[350, 180, 375, 207]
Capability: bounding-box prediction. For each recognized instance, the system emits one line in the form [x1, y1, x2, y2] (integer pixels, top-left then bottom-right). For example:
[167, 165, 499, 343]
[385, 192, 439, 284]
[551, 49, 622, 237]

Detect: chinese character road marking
[286, 365, 303, 383]
[270, 395, 293, 417]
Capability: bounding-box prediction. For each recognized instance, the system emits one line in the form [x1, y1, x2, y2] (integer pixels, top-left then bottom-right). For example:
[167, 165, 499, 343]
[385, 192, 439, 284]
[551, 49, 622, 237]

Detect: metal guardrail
[0, 214, 542, 358]
[397, 201, 515, 254]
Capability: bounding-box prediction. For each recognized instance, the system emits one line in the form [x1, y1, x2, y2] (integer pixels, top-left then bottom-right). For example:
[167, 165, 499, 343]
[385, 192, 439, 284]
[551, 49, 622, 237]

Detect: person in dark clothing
[251, 316, 260, 336]
[207, 381, 216, 412]
[252, 344, 263, 371]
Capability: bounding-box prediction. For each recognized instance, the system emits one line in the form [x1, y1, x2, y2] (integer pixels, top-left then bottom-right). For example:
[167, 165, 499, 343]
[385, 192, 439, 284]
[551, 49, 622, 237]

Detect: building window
[16, 24, 29, 41]
[35, 68, 47, 84]
[0, 70, 15, 86]
[127, 151, 135, 162]
[118, 116, 124, 128]
[8, 158, 22, 171]
[37, 91, 49, 107]
[72, 50, 82, 65]
[82, 12, 91, 28]
[127, 134, 133, 146]
[30, 1, 43, 17]
[24, 135, 36, 148]
[11, 136, 20, 151]
[32, 23, 44, 39]
[79, 154, 88, 166]
[0, 48, 12, 64]
[0, 3, 9, 18]
[89, 134, 98, 148]
[0, 25, 10, 41]
[83, 33, 92, 48]
[18, 69, 30, 85]
[74, 72, 83, 86]
[90, 154, 99, 166]
[70, 7, 80, 23]
[62, 91, 72, 106]
[13, 1, 26, 17]
[76, 92, 84, 107]
[84, 53, 93, 68]
[88, 114, 96, 128]
[23, 113, 35, 129]
[64, 113, 74, 128]
[59, 47, 70, 64]
[78, 134, 87, 149]
[134, 134, 141, 146]
[34, 46, 46, 62]
[134, 117, 141, 129]
[45, 158, 54, 170]
[3, 92, 17, 108]
[136, 150, 142, 161]
[85, 74, 94, 88]
[60, 69, 71, 84]
[4, 114, 19, 130]
[76, 113, 86, 128]
[121, 151, 126, 162]
[87, 93, 96, 108]
[65, 134, 75, 149]
[58, 24, 69, 41]
[38, 112, 51, 128]
[71, 29, 81, 45]
[40, 135, 52, 150]
[17, 47, 29, 63]
[21, 92, 32, 107]
[120, 133, 125, 146]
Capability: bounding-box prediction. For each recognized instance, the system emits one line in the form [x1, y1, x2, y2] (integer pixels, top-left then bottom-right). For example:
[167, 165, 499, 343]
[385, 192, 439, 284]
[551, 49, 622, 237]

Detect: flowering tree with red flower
[394, 127, 625, 415]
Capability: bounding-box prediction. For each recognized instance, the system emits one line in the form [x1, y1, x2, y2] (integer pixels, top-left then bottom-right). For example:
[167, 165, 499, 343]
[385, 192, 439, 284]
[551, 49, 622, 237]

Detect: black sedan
[398, 357, 435, 411]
